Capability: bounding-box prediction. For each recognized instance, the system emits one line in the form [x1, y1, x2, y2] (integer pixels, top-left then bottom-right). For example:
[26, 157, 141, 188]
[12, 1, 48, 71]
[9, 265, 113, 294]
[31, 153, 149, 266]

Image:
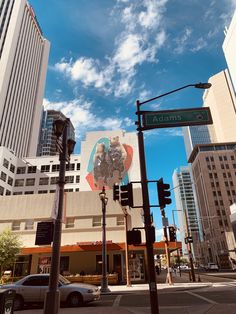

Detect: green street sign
[142, 107, 212, 129]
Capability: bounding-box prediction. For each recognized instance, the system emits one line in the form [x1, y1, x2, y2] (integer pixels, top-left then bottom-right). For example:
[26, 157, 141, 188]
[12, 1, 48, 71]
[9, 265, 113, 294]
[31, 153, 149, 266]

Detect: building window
[223, 173, 227, 178]
[26, 178, 35, 186]
[75, 188, 79, 192]
[39, 177, 49, 185]
[17, 167, 26, 174]
[38, 190, 48, 194]
[223, 156, 227, 161]
[27, 166, 37, 174]
[219, 156, 222, 161]
[65, 176, 74, 183]
[225, 181, 229, 187]
[214, 173, 218, 179]
[65, 218, 75, 228]
[52, 164, 60, 172]
[214, 200, 218, 206]
[7, 176, 13, 186]
[228, 172, 232, 177]
[10, 164, 15, 173]
[225, 164, 229, 169]
[41, 165, 50, 173]
[206, 157, 209, 162]
[14, 179, 24, 187]
[25, 220, 34, 230]
[0, 171, 7, 182]
[233, 164, 236, 169]
[93, 216, 101, 227]
[231, 156, 235, 160]
[77, 163, 80, 170]
[25, 191, 34, 195]
[66, 163, 75, 171]
[5, 190, 11, 195]
[50, 190, 56, 193]
[230, 181, 234, 186]
[207, 165, 211, 170]
[12, 221, 21, 231]
[219, 200, 224, 205]
[221, 164, 224, 169]
[117, 215, 124, 226]
[76, 175, 80, 183]
[0, 186, 4, 195]
[3, 158, 9, 169]
[50, 177, 59, 185]
[209, 173, 213, 179]
[210, 157, 214, 162]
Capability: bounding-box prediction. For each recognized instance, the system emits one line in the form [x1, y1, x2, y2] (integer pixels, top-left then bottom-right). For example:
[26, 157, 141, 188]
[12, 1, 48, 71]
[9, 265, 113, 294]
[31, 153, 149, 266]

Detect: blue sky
[30, 0, 235, 239]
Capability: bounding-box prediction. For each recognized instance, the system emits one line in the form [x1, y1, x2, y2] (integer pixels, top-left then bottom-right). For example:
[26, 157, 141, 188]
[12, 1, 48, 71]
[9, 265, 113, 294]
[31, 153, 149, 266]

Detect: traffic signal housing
[127, 229, 141, 245]
[157, 178, 172, 209]
[168, 226, 176, 242]
[120, 183, 133, 207]
[113, 184, 120, 201]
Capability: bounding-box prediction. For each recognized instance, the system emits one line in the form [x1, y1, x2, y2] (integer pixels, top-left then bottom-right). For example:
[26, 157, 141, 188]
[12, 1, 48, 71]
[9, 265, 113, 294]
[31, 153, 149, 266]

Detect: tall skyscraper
[0, 0, 50, 157]
[172, 166, 203, 263]
[182, 125, 214, 160]
[37, 110, 75, 156]
[223, 10, 236, 91]
[202, 69, 236, 144]
[189, 143, 236, 268]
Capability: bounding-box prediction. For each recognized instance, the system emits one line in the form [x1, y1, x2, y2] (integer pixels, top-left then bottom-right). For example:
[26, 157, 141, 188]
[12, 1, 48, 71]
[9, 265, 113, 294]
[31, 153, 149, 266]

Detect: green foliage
[0, 230, 22, 272]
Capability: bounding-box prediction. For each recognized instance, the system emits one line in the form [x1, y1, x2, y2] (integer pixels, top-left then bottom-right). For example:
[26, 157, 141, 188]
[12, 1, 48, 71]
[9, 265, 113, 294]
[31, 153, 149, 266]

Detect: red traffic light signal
[157, 178, 172, 209]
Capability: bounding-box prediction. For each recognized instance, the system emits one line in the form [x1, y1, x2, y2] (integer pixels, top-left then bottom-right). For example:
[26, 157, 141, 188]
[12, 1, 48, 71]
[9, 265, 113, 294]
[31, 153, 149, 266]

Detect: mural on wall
[86, 136, 133, 190]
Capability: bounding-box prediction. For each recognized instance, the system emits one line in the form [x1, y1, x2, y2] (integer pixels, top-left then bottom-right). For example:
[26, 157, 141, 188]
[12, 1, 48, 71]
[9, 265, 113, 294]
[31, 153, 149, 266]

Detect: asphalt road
[17, 281, 236, 313]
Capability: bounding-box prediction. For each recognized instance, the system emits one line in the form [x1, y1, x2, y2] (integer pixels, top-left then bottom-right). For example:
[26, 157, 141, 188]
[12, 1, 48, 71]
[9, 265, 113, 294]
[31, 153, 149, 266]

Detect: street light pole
[44, 119, 75, 314]
[99, 186, 110, 293]
[123, 207, 132, 287]
[136, 100, 159, 314]
[135, 82, 211, 313]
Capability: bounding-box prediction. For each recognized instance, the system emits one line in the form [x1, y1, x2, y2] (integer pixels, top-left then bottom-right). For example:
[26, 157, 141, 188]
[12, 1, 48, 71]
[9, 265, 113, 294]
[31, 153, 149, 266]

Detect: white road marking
[113, 294, 122, 307]
[186, 291, 217, 304]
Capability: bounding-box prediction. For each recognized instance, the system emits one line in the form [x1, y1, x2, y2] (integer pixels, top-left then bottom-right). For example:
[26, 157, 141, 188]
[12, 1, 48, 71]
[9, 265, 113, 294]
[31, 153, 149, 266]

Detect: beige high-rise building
[0, 0, 50, 157]
[223, 9, 236, 91]
[202, 69, 236, 143]
[189, 143, 236, 269]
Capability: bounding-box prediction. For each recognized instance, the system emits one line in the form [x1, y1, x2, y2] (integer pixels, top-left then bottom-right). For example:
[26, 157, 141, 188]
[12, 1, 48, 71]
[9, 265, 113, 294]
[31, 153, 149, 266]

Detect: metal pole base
[44, 290, 60, 314]
[100, 278, 111, 293]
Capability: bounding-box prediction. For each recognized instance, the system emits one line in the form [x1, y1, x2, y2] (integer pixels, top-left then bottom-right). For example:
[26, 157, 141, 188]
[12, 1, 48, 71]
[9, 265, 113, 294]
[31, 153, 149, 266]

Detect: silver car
[0, 274, 100, 310]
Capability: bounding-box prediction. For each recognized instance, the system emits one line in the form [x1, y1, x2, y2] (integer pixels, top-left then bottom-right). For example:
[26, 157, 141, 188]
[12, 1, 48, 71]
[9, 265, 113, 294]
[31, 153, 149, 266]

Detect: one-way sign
[142, 107, 212, 129]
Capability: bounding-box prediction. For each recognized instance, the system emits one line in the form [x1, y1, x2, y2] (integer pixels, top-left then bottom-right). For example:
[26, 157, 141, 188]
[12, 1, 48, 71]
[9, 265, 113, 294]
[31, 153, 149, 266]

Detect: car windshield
[59, 274, 71, 285]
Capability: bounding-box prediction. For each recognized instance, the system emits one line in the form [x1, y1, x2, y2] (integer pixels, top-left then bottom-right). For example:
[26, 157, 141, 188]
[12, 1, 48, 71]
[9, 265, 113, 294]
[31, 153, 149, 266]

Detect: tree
[0, 230, 22, 274]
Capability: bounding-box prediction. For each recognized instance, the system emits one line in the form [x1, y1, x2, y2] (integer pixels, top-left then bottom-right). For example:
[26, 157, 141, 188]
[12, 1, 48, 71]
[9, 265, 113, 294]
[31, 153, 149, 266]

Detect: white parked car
[205, 263, 219, 271]
[0, 274, 100, 310]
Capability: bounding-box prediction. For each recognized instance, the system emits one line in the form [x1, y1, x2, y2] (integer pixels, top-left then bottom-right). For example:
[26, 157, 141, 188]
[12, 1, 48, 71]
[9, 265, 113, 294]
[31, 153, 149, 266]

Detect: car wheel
[14, 294, 24, 311]
[67, 292, 83, 307]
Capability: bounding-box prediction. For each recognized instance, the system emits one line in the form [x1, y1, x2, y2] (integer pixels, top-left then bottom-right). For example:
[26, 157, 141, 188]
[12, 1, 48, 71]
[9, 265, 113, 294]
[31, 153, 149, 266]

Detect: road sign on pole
[142, 107, 212, 129]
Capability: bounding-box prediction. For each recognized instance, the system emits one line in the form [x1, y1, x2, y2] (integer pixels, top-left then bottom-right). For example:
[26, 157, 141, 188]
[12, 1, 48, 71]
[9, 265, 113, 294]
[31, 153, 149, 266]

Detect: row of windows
[11, 216, 125, 231]
[0, 187, 80, 196]
[14, 175, 80, 187]
[0, 174, 81, 187]
[205, 155, 235, 162]
[2, 158, 81, 174]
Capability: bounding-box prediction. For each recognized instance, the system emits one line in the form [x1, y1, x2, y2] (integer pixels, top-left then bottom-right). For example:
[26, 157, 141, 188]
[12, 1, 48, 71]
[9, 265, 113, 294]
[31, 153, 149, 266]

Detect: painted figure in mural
[107, 136, 127, 180]
[93, 142, 109, 186]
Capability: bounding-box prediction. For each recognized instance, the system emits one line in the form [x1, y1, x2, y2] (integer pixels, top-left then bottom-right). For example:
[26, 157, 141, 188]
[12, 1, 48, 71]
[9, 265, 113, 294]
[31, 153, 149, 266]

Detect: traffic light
[120, 183, 133, 207]
[127, 229, 141, 245]
[168, 226, 176, 242]
[157, 178, 172, 208]
[113, 184, 120, 201]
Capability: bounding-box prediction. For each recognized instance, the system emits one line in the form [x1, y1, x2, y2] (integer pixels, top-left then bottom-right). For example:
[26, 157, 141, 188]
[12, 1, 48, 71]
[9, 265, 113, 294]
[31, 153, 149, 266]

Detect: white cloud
[53, 0, 168, 98]
[174, 28, 192, 54]
[43, 98, 130, 139]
